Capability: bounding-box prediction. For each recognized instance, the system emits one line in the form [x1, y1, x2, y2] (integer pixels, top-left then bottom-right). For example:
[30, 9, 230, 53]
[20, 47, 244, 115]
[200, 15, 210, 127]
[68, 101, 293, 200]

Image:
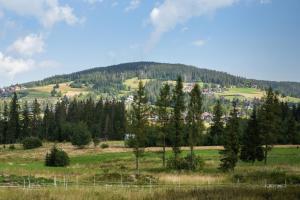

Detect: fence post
[76, 176, 79, 188]
[28, 176, 31, 189]
[121, 174, 123, 187]
[94, 176, 96, 187]
[64, 176, 66, 189]
[54, 176, 57, 187]
[23, 178, 26, 189]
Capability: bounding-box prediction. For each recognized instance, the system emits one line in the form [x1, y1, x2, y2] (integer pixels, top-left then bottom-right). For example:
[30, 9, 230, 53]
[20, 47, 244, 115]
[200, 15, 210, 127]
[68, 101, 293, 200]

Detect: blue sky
[0, 0, 299, 86]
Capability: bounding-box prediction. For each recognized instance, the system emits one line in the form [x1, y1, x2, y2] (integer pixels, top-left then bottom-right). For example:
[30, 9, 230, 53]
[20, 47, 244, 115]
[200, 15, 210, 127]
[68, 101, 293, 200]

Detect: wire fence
[0, 175, 295, 190]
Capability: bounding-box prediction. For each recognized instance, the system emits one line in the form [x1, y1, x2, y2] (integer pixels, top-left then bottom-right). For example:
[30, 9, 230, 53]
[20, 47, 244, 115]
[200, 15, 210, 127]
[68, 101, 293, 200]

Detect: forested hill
[24, 62, 300, 98]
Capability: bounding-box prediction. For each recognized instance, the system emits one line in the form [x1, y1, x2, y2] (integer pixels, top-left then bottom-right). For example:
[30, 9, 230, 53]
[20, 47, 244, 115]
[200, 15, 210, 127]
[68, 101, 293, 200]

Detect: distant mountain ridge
[23, 62, 300, 98]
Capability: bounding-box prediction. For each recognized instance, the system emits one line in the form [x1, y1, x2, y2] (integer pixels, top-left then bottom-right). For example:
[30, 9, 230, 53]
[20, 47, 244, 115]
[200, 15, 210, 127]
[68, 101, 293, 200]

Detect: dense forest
[23, 62, 300, 98]
[0, 94, 126, 144]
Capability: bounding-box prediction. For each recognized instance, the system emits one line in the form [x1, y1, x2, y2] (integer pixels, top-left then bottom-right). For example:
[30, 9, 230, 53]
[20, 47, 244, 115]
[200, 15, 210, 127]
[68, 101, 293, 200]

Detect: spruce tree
[156, 83, 171, 167]
[171, 76, 185, 159]
[31, 99, 41, 137]
[7, 93, 20, 143]
[219, 101, 240, 172]
[21, 101, 31, 139]
[2, 102, 9, 146]
[258, 88, 280, 165]
[208, 100, 224, 145]
[129, 80, 149, 173]
[240, 106, 264, 163]
[186, 84, 204, 168]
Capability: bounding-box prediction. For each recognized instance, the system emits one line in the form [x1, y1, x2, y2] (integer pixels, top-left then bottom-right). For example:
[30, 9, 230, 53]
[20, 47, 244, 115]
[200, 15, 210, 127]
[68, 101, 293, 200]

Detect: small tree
[240, 106, 264, 163]
[71, 122, 92, 148]
[45, 145, 70, 167]
[128, 81, 149, 174]
[219, 101, 240, 172]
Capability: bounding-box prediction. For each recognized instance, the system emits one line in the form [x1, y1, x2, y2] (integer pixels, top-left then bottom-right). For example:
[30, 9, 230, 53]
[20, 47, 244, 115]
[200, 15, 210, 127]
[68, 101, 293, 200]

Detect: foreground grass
[0, 186, 299, 200]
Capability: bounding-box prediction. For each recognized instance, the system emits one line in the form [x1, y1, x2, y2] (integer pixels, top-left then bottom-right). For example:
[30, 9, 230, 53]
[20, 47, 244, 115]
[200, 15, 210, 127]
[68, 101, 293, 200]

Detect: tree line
[0, 95, 126, 144]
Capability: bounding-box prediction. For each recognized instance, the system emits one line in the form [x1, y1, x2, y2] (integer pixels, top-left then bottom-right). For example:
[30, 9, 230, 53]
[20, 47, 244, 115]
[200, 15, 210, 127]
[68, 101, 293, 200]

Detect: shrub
[93, 138, 100, 147]
[8, 145, 16, 150]
[167, 154, 204, 171]
[45, 146, 70, 167]
[100, 143, 109, 149]
[22, 137, 42, 149]
[71, 122, 92, 148]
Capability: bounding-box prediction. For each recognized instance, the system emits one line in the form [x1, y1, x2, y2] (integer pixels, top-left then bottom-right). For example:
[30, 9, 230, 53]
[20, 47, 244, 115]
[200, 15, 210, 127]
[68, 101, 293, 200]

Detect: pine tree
[21, 101, 31, 139]
[42, 104, 56, 140]
[0, 102, 9, 146]
[258, 88, 280, 165]
[129, 80, 149, 173]
[208, 100, 224, 145]
[219, 101, 240, 172]
[31, 99, 41, 137]
[156, 83, 171, 167]
[0, 101, 8, 145]
[171, 76, 185, 159]
[186, 84, 204, 168]
[240, 106, 264, 163]
[7, 93, 20, 143]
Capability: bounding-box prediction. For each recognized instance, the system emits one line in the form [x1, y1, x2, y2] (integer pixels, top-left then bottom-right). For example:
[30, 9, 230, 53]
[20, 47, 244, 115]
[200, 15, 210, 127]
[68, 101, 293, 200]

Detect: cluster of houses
[0, 84, 25, 97]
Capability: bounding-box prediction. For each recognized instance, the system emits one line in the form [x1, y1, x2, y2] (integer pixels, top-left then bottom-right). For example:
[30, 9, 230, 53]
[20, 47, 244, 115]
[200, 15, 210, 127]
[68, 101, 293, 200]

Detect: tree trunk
[264, 145, 268, 165]
[135, 147, 139, 174]
[163, 136, 166, 167]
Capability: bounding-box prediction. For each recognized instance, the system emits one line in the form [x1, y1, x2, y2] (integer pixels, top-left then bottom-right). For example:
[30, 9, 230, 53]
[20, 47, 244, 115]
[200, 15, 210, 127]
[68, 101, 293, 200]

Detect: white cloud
[192, 39, 206, 47]
[8, 34, 45, 57]
[0, 10, 4, 18]
[0, 0, 82, 28]
[146, 0, 238, 50]
[125, 0, 141, 12]
[0, 52, 60, 78]
[0, 52, 35, 77]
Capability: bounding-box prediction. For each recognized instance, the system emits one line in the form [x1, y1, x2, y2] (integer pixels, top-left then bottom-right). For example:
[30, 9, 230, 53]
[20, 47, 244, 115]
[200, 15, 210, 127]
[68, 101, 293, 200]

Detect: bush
[167, 154, 204, 171]
[22, 137, 42, 149]
[8, 145, 16, 150]
[45, 146, 70, 167]
[93, 138, 100, 147]
[100, 143, 109, 149]
[71, 122, 92, 148]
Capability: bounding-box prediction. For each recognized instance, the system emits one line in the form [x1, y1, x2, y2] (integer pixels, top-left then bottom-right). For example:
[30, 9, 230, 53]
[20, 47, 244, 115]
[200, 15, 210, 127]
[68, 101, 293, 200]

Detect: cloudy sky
[0, 0, 299, 86]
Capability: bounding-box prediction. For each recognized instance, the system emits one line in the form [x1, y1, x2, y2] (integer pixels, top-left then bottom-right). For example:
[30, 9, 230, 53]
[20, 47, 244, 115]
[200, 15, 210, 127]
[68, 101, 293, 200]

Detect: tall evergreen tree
[219, 101, 240, 172]
[7, 93, 20, 143]
[156, 83, 171, 167]
[1, 102, 9, 146]
[42, 104, 56, 140]
[258, 88, 280, 165]
[240, 106, 264, 163]
[208, 100, 224, 145]
[171, 76, 185, 159]
[129, 81, 149, 173]
[21, 101, 31, 139]
[31, 99, 41, 137]
[186, 84, 204, 168]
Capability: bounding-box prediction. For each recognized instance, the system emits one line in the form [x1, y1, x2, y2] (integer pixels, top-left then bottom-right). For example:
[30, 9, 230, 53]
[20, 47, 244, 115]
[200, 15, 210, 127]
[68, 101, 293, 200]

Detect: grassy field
[0, 143, 299, 199]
